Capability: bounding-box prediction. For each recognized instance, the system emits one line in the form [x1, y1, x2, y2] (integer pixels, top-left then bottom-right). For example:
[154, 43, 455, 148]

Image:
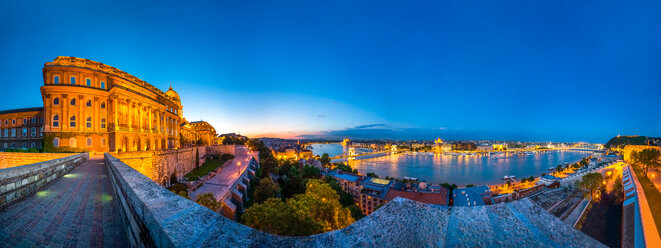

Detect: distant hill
[605, 135, 660, 149]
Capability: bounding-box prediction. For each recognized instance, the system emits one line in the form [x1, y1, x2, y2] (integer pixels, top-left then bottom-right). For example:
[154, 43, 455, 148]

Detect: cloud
[353, 124, 390, 129]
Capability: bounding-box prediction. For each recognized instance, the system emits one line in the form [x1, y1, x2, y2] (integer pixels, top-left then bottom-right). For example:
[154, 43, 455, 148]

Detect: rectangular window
[71, 77, 76, 85]
[22, 128, 27, 137]
[86, 78, 91, 86]
[101, 82, 105, 89]
[31, 128, 36, 137]
[11, 128, 16, 137]
[12, 119, 15, 125]
[23, 118, 27, 124]
[31, 117, 36, 123]
[54, 76, 59, 84]
[87, 138, 92, 147]
[101, 138, 106, 146]
[3, 129, 7, 137]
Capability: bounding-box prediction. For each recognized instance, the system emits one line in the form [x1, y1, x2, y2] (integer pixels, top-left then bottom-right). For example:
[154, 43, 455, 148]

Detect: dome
[165, 85, 180, 102]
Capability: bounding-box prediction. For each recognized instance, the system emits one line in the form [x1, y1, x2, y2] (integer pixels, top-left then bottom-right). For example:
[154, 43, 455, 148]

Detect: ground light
[63, 173, 79, 178]
[36, 190, 50, 197]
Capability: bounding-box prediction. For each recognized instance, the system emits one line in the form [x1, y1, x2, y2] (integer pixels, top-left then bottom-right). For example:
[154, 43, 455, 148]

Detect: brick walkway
[0, 158, 128, 248]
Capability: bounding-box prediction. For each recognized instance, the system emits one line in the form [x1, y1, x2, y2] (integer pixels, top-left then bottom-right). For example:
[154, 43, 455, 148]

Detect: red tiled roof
[385, 188, 448, 206]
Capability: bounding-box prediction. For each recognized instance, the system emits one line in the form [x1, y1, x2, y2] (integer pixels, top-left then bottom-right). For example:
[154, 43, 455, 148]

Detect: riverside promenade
[0, 157, 128, 247]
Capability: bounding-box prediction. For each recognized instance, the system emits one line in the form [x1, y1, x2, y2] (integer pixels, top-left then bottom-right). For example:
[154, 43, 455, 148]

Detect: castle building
[0, 56, 217, 153]
[0, 108, 45, 150]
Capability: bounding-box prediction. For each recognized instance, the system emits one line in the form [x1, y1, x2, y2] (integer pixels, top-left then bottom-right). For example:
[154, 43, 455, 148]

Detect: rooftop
[0, 107, 43, 115]
[331, 172, 361, 182]
[453, 186, 491, 207]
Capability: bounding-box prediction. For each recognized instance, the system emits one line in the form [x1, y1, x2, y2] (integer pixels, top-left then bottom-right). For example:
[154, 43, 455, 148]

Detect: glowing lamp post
[237, 161, 241, 176]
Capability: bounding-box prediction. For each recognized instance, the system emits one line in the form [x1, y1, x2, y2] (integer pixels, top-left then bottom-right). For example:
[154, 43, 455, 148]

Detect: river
[309, 143, 589, 186]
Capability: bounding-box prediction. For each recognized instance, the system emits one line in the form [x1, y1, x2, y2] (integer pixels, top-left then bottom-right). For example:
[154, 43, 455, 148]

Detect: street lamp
[237, 161, 241, 176]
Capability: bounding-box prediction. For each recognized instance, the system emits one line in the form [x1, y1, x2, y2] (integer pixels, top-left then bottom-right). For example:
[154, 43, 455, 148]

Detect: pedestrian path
[0, 158, 128, 248]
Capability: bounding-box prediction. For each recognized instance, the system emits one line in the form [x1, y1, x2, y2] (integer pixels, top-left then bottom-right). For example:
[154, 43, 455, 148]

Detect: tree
[281, 167, 306, 199]
[633, 148, 661, 176]
[556, 164, 563, 172]
[301, 165, 322, 179]
[255, 178, 280, 203]
[320, 153, 330, 165]
[579, 172, 603, 197]
[366, 172, 379, 178]
[195, 193, 220, 212]
[466, 184, 475, 187]
[242, 180, 355, 236]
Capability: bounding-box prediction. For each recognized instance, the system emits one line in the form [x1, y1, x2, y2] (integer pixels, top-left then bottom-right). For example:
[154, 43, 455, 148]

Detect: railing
[0, 153, 88, 208]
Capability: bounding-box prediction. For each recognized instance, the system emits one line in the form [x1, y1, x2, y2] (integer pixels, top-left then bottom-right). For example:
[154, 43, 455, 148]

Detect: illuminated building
[0, 108, 44, 150]
[0, 56, 218, 153]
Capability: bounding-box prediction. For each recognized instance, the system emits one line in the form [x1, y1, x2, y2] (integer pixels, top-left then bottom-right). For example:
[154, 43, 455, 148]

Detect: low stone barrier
[104, 153, 605, 248]
[0, 152, 87, 208]
[0, 152, 73, 169]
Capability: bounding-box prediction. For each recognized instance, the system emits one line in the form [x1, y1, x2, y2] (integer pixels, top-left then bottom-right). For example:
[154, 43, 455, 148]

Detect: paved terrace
[190, 146, 253, 202]
[0, 157, 128, 247]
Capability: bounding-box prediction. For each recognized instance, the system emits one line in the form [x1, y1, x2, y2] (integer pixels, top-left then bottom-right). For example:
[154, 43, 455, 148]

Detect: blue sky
[1, 0, 660, 143]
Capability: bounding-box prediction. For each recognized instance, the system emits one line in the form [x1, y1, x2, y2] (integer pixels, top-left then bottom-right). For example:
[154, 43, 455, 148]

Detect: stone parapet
[0, 152, 87, 208]
[104, 152, 605, 247]
[0, 152, 73, 169]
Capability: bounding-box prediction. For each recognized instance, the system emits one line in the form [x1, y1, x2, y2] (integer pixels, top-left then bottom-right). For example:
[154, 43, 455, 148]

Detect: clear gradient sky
[1, 1, 660, 143]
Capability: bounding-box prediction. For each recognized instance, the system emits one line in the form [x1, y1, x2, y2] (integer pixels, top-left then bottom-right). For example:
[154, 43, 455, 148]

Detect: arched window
[86, 117, 92, 128]
[53, 97, 59, 105]
[52, 114, 59, 127]
[87, 138, 92, 147]
[69, 138, 76, 147]
[86, 100, 92, 107]
[70, 98, 76, 106]
[69, 115, 76, 127]
[101, 118, 106, 129]
[53, 137, 59, 147]
[101, 102, 106, 109]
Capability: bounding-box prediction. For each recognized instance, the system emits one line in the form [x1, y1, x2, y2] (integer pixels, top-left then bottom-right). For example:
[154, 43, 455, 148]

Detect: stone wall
[0, 152, 74, 169]
[105, 152, 606, 247]
[622, 145, 661, 162]
[0, 152, 87, 208]
[114, 145, 237, 186]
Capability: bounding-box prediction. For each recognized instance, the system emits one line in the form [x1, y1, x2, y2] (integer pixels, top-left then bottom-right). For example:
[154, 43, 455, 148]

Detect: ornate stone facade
[40, 56, 185, 153]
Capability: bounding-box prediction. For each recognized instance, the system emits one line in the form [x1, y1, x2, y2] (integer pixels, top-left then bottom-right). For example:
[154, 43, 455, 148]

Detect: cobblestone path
[0, 158, 128, 248]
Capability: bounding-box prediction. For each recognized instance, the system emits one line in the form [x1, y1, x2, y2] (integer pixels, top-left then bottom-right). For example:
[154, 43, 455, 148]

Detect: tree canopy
[631, 148, 661, 176]
[580, 172, 604, 197]
[254, 177, 280, 203]
[242, 179, 355, 236]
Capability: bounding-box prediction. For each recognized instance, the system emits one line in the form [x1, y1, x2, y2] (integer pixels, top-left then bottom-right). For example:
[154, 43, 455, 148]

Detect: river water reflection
[309, 143, 589, 186]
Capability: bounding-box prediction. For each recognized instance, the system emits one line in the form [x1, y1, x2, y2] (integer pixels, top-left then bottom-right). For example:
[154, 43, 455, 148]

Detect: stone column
[113, 97, 119, 131]
[127, 100, 132, 132]
[62, 94, 68, 132]
[138, 103, 143, 133]
[94, 96, 99, 133]
[78, 95, 83, 132]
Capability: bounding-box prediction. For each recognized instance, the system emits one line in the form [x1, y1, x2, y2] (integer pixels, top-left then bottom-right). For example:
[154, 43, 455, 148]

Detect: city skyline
[2, 1, 660, 143]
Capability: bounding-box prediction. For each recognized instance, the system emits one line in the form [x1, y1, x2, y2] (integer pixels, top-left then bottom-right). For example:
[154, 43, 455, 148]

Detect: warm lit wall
[0, 152, 72, 169]
[622, 145, 661, 162]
